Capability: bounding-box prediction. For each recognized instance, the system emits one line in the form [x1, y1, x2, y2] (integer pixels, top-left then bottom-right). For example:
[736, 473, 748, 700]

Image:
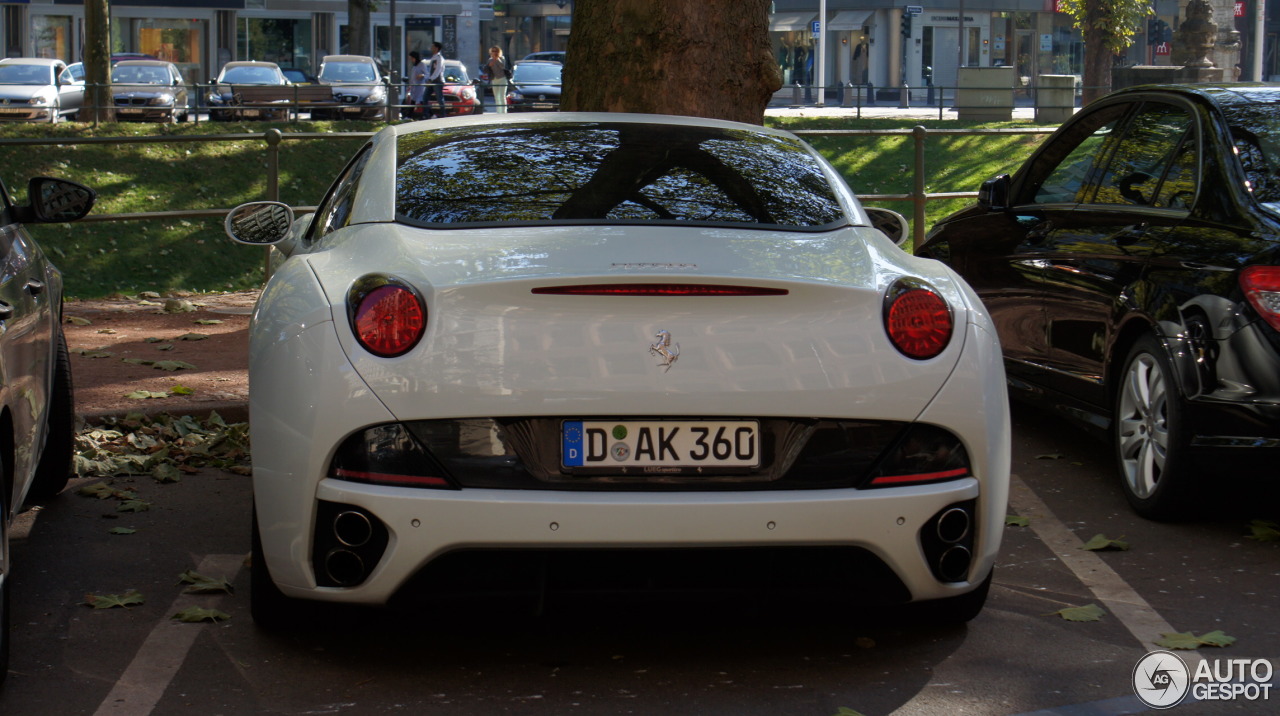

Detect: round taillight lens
[885, 284, 952, 359]
[353, 285, 426, 357]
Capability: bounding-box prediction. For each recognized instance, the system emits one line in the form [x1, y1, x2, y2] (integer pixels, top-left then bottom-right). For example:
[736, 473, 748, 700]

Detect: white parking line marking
[1008, 475, 1201, 667]
[92, 553, 245, 716]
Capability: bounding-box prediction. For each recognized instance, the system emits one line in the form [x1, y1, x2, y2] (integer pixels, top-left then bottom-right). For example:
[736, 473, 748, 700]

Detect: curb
[77, 400, 250, 426]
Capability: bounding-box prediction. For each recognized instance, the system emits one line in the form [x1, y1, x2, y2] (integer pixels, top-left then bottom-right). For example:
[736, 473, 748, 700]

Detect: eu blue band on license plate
[562, 420, 760, 469]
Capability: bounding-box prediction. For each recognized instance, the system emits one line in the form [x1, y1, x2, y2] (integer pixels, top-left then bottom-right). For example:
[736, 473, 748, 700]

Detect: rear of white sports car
[244, 114, 1010, 624]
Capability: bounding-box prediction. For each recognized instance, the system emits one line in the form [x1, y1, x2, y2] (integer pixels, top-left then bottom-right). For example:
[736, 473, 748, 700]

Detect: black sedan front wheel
[1113, 334, 1195, 520]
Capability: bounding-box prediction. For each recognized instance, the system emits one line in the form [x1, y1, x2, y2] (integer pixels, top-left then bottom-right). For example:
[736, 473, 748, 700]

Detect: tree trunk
[83, 0, 113, 123]
[561, 0, 780, 125]
[1080, 2, 1111, 106]
[348, 0, 371, 56]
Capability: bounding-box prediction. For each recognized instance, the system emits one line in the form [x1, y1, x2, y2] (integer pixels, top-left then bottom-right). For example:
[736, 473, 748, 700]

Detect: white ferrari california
[225, 113, 1010, 627]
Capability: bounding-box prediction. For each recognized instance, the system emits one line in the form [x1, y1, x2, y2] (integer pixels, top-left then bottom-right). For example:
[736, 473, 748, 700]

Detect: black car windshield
[1221, 101, 1280, 209]
[396, 122, 846, 229]
[0, 64, 53, 85]
[513, 64, 561, 84]
[112, 66, 169, 84]
[320, 62, 378, 83]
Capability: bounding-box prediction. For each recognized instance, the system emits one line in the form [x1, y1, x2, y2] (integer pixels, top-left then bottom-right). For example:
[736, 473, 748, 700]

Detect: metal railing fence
[1, 124, 1057, 253]
[65, 79, 1080, 125]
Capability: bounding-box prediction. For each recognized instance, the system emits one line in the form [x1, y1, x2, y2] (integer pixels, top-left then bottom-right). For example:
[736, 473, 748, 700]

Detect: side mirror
[978, 174, 1011, 211]
[864, 207, 910, 246]
[25, 177, 96, 223]
[225, 201, 294, 246]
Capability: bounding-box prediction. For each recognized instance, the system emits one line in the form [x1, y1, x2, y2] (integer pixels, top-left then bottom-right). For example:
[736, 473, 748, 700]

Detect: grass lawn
[0, 116, 1051, 298]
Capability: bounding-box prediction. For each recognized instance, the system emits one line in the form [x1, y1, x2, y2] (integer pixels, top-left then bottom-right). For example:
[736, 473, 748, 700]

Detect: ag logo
[1133, 650, 1190, 709]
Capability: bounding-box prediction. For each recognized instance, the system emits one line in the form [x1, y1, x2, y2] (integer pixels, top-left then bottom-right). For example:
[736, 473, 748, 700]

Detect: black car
[915, 83, 1280, 520]
[0, 174, 95, 680]
[506, 60, 562, 112]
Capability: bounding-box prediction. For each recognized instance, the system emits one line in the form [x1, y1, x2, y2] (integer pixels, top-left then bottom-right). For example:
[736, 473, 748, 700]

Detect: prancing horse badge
[649, 330, 679, 372]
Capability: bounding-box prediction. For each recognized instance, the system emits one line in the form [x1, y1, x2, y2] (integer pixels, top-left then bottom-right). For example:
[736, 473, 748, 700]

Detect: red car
[440, 60, 482, 116]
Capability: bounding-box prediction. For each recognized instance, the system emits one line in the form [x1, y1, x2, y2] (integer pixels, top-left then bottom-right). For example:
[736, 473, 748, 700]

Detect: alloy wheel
[1116, 351, 1169, 500]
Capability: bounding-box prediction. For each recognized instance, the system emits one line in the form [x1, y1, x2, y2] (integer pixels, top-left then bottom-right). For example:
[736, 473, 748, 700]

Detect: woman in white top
[483, 47, 509, 114]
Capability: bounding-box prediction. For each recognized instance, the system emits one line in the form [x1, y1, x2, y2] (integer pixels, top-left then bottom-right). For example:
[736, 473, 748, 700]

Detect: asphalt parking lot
[2, 400, 1277, 715]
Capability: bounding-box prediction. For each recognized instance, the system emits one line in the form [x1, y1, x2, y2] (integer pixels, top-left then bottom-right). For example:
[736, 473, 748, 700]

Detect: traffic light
[901, 13, 913, 37]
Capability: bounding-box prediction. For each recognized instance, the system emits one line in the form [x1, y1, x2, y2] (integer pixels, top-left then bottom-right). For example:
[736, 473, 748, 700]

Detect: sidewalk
[764, 86, 1051, 121]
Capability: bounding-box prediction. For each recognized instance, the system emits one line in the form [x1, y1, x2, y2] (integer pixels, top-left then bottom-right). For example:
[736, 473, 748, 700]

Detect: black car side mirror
[978, 174, 1011, 212]
[20, 177, 96, 223]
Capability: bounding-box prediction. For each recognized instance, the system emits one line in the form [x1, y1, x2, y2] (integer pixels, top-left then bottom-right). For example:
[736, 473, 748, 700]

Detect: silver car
[0, 58, 83, 122]
[0, 174, 96, 681]
[110, 60, 190, 122]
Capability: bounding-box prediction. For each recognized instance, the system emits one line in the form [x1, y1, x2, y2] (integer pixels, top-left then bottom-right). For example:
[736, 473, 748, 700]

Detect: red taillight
[885, 281, 953, 359]
[352, 284, 426, 357]
[870, 467, 970, 486]
[532, 284, 788, 297]
[1241, 266, 1280, 332]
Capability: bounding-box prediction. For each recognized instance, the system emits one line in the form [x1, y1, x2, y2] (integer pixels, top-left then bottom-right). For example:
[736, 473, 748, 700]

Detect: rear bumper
[289, 477, 991, 605]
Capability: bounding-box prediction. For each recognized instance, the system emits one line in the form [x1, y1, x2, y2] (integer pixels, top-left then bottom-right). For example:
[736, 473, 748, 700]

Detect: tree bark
[348, 0, 371, 56]
[83, 0, 113, 122]
[1080, 2, 1111, 106]
[560, 0, 780, 125]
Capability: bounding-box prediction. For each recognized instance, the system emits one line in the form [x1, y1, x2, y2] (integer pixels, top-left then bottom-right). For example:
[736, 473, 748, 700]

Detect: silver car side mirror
[225, 201, 294, 246]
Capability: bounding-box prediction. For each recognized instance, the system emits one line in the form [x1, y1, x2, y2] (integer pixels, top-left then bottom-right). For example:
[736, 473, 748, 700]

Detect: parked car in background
[440, 60, 482, 116]
[915, 83, 1280, 520]
[206, 60, 291, 121]
[0, 58, 83, 122]
[506, 60, 561, 112]
[110, 59, 189, 122]
[280, 67, 319, 85]
[314, 54, 385, 120]
[224, 113, 1009, 630]
[521, 51, 565, 64]
[0, 174, 96, 682]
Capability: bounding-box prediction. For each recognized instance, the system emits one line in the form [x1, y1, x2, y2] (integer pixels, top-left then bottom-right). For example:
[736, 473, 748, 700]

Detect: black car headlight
[330, 422, 457, 490]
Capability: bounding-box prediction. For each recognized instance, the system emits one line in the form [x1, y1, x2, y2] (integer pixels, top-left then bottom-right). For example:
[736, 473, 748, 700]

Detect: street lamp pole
[816, 0, 827, 106]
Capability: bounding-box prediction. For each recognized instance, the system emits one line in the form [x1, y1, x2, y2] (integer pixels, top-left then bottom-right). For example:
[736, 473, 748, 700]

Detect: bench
[231, 85, 340, 119]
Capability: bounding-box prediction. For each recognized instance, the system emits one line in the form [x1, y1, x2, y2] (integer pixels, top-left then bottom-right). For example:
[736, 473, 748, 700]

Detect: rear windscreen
[394, 122, 847, 229]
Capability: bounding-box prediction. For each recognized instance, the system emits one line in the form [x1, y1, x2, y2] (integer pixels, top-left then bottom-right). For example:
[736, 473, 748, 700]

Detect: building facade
[3, 1, 1271, 94]
[772, 0, 1265, 96]
[3, 0, 575, 87]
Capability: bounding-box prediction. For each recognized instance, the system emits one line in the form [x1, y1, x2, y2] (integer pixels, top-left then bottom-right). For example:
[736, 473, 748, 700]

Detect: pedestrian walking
[405, 50, 427, 118]
[424, 42, 447, 118]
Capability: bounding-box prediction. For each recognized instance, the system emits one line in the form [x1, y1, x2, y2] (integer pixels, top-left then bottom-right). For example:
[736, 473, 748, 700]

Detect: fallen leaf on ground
[1006, 514, 1030, 527]
[83, 590, 145, 609]
[125, 390, 170, 400]
[1081, 534, 1130, 551]
[66, 316, 92, 325]
[152, 360, 197, 371]
[177, 333, 209, 341]
[108, 527, 137, 535]
[1049, 604, 1105, 622]
[1156, 630, 1237, 650]
[172, 607, 231, 623]
[117, 499, 152, 513]
[1246, 520, 1280, 542]
[177, 570, 235, 594]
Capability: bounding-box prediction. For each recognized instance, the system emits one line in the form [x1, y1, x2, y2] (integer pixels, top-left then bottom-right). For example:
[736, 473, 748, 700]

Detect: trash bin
[1035, 75, 1076, 123]
[956, 66, 1014, 121]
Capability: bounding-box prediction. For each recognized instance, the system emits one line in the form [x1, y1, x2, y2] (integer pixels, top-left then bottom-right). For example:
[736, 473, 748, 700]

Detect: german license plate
[562, 420, 760, 470]
[242, 109, 260, 117]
